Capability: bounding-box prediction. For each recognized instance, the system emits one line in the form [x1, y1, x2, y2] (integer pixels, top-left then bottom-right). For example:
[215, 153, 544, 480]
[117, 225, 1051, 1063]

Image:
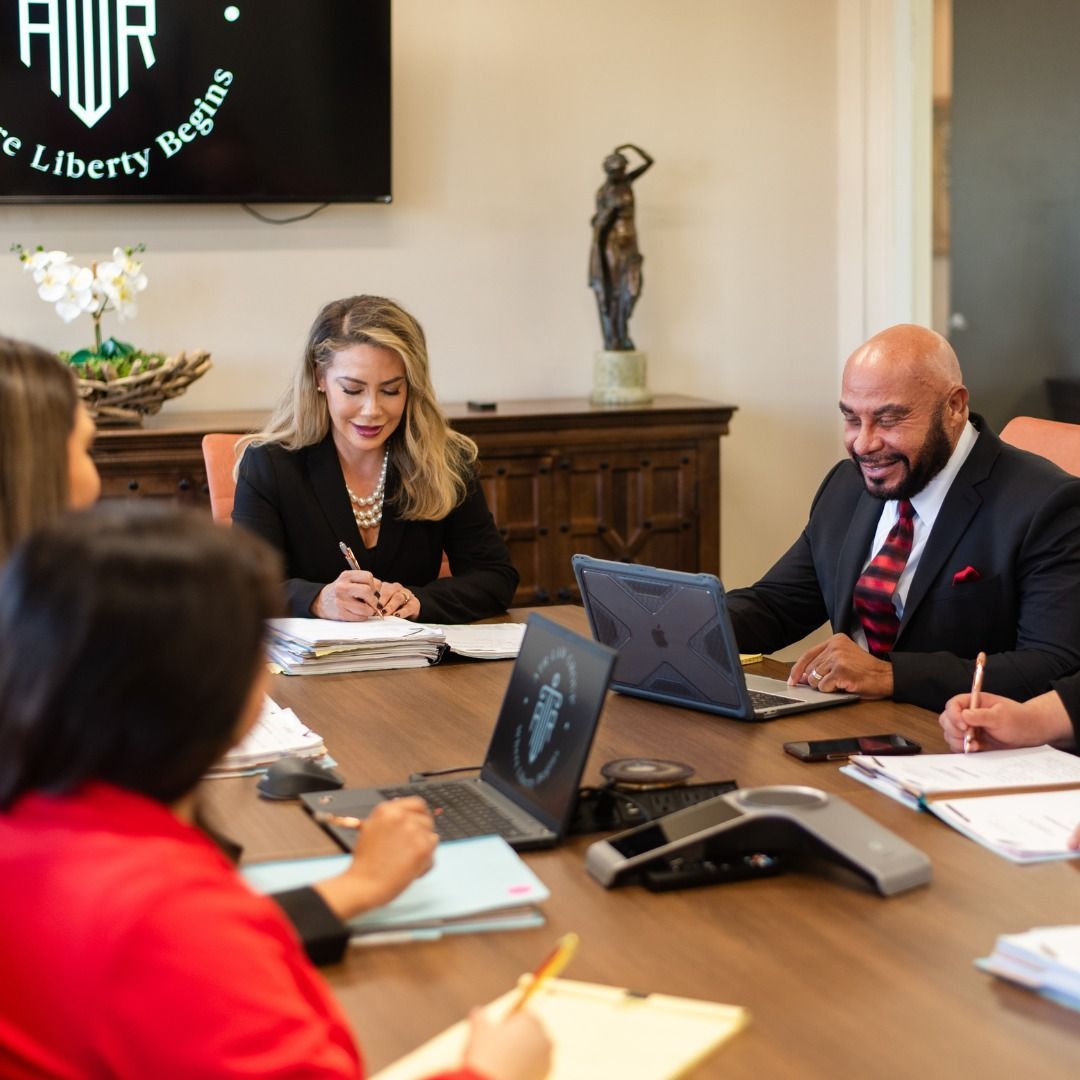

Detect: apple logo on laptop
[651, 624, 668, 648]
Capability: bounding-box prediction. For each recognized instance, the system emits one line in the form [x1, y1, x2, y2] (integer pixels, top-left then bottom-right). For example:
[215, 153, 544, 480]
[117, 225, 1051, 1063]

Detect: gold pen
[338, 540, 383, 618]
[964, 651, 987, 754]
[312, 810, 365, 830]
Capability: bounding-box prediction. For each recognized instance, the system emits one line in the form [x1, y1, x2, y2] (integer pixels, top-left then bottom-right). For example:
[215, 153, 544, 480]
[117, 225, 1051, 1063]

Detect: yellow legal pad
[370, 977, 749, 1080]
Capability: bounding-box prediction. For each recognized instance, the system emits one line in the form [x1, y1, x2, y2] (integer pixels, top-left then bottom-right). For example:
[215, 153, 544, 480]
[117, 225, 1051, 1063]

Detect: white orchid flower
[54, 296, 85, 323]
[24, 249, 70, 277]
[35, 260, 79, 302]
[14, 242, 148, 342]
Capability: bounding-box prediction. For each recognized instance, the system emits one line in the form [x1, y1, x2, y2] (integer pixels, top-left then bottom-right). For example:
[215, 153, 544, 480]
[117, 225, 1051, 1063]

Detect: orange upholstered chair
[999, 416, 1080, 478]
[201, 433, 243, 524]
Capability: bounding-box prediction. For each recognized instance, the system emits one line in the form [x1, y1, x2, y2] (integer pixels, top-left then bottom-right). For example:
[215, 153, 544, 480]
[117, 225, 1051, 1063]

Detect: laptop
[572, 555, 858, 721]
[301, 613, 617, 851]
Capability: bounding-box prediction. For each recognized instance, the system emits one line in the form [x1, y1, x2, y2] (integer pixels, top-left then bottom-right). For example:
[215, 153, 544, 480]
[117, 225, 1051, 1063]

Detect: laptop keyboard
[747, 689, 803, 710]
[378, 782, 531, 841]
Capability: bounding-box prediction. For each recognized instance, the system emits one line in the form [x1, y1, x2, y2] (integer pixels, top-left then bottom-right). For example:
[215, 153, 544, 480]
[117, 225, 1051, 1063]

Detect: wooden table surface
[199, 608, 1080, 1079]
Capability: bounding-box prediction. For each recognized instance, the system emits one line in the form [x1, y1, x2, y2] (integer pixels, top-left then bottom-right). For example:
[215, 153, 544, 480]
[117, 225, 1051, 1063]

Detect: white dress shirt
[851, 420, 978, 652]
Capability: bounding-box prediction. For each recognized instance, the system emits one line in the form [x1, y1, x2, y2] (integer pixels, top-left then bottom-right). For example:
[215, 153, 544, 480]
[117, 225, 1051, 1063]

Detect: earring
[316, 386, 325, 393]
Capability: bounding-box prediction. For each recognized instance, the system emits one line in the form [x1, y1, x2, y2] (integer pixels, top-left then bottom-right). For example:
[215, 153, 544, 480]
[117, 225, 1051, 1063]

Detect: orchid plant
[12, 244, 156, 371]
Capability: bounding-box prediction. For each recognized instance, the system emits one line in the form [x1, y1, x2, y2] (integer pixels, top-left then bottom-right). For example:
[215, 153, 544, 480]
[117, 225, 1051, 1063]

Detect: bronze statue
[589, 144, 654, 351]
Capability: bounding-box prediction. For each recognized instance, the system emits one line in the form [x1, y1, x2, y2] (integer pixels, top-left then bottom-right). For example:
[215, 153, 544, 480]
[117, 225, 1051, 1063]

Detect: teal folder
[242, 835, 549, 940]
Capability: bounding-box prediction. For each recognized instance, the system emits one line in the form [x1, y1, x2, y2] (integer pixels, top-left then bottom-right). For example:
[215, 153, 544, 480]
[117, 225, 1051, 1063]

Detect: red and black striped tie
[853, 499, 915, 658]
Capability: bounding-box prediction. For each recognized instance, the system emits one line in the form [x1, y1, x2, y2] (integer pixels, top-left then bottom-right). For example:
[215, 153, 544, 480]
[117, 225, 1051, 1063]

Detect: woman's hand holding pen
[312, 569, 385, 621]
[378, 580, 421, 620]
[312, 797, 437, 919]
[938, 689, 1075, 754]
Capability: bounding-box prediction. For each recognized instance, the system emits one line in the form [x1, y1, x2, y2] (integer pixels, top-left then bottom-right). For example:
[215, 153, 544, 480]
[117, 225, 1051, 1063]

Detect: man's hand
[789, 633, 894, 698]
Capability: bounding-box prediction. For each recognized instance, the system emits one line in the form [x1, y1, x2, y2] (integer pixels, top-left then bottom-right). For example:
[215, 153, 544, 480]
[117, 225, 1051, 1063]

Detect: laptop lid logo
[514, 645, 578, 786]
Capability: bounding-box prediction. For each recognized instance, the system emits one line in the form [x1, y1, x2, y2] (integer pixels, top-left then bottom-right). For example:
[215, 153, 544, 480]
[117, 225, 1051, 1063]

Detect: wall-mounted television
[0, 1, 391, 204]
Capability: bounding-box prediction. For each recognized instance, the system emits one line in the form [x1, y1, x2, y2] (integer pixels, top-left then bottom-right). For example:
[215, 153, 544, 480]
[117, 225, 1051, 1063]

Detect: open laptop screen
[481, 614, 616, 835]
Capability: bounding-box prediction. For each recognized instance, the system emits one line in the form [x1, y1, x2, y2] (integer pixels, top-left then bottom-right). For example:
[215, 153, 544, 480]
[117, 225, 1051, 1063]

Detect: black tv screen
[0, 1, 391, 203]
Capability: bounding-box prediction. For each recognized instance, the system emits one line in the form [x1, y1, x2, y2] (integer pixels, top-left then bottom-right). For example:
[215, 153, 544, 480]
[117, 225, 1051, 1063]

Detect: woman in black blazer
[233, 296, 518, 622]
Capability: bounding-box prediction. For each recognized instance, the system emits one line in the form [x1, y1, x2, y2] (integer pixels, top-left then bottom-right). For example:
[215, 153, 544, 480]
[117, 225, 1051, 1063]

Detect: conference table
[200, 608, 1080, 1078]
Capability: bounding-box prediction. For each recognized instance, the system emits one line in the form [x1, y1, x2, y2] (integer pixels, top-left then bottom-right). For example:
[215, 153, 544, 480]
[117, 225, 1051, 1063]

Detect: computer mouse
[257, 757, 346, 800]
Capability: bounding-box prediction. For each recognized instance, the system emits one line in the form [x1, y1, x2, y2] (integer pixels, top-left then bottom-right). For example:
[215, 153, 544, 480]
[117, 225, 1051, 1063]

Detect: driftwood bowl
[74, 348, 212, 426]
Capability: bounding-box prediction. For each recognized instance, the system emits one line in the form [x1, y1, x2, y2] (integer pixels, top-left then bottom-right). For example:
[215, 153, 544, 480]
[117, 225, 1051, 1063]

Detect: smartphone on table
[782, 734, 921, 762]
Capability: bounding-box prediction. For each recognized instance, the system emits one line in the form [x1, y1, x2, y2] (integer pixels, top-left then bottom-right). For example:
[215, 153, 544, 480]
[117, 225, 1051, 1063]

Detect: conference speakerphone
[585, 785, 932, 897]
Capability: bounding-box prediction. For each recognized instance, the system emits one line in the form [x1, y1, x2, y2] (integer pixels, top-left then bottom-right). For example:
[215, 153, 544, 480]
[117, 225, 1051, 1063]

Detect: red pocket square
[952, 565, 982, 585]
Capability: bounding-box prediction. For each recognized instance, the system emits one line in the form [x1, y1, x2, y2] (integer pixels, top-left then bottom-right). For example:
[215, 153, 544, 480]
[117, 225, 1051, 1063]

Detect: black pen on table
[338, 540, 383, 618]
[964, 651, 987, 754]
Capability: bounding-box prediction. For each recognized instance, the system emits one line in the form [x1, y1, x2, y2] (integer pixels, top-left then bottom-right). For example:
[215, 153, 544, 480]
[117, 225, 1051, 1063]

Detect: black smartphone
[782, 734, 922, 762]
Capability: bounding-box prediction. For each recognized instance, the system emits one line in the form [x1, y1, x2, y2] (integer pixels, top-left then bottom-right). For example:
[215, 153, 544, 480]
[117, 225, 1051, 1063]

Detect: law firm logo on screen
[18, 0, 157, 128]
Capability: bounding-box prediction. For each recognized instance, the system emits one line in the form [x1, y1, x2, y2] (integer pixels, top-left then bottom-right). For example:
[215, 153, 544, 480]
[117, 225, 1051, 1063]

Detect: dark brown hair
[0, 504, 284, 809]
[0, 337, 79, 562]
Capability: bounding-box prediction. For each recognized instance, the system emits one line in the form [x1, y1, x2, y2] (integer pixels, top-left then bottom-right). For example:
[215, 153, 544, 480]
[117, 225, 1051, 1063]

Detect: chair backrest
[201, 433, 243, 524]
[999, 416, 1080, 478]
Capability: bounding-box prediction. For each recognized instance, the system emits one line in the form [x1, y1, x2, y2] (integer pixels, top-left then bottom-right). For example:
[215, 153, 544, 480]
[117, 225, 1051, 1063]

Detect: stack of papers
[242, 835, 548, 942]
[422, 622, 527, 660]
[371, 978, 749, 1080]
[266, 616, 446, 675]
[842, 745, 1080, 863]
[207, 697, 327, 777]
[977, 925, 1080, 1012]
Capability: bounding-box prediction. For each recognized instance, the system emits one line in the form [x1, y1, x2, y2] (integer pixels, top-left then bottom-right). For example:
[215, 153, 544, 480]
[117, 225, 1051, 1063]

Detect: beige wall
[0, 0, 845, 597]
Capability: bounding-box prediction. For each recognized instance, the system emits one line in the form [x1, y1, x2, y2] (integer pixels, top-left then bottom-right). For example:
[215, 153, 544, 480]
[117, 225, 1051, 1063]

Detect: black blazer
[1051, 672, 1080, 749]
[727, 416, 1080, 712]
[232, 436, 519, 623]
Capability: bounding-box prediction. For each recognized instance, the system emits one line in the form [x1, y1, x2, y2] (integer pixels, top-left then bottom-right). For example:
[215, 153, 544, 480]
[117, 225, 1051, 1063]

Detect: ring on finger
[809, 668, 822, 682]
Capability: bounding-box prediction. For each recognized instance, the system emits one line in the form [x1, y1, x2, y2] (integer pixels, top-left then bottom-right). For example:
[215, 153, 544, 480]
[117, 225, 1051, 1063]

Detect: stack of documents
[842, 745, 1080, 863]
[266, 616, 446, 675]
[207, 697, 326, 777]
[242, 835, 548, 942]
[977, 925, 1080, 1012]
[371, 978, 749, 1080]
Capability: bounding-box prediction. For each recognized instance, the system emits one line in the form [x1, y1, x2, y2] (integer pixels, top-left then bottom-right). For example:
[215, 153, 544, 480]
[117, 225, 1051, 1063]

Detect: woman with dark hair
[0, 336, 434, 968]
[0, 507, 549, 1079]
[0, 336, 100, 561]
[233, 295, 518, 622]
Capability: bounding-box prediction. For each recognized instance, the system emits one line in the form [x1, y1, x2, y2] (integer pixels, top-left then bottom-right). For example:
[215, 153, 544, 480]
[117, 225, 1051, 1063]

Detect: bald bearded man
[726, 324, 1080, 713]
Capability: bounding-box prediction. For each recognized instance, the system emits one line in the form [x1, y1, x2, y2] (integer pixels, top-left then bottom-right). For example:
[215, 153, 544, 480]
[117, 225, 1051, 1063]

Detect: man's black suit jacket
[232, 436, 519, 623]
[726, 417, 1080, 712]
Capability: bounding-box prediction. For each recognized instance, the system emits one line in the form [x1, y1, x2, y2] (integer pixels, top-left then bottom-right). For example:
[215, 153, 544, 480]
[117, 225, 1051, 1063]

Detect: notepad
[370, 978, 748, 1080]
[421, 622, 527, 660]
[842, 745, 1080, 863]
[241, 835, 548, 940]
[845, 744, 1080, 803]
[977, 925, 1080, 1012]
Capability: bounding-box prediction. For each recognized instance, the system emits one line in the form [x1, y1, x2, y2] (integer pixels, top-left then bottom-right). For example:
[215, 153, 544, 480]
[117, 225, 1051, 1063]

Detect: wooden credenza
[92, 396, 736, 605]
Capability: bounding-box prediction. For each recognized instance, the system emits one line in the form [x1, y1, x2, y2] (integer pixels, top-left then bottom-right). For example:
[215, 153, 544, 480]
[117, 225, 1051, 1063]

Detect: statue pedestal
[591, 349, 653, 405]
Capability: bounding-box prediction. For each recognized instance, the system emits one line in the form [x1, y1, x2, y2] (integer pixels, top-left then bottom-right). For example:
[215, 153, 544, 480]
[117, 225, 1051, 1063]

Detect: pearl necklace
[345, 449, 389, 530]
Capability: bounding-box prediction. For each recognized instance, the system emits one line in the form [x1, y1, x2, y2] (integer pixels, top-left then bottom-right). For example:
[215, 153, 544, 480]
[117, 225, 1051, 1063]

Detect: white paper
[929, 788, 1080, 862]
[421, 622, 527, 659]
[848, 744, 1080, 797]
[209, 696, 325, 773]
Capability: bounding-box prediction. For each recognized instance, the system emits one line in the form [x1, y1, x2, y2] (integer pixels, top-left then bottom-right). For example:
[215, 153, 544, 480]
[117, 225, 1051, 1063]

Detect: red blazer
[0, 783, 481, 1080]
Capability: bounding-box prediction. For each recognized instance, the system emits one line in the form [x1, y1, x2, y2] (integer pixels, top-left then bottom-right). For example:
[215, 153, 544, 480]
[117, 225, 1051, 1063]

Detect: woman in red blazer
[0, 508, 548, 1080]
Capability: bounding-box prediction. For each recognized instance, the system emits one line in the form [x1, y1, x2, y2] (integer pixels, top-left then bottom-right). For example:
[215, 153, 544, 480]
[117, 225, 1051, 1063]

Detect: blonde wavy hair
[0, 338, 79, 563]
[238, 296, 477, 521]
